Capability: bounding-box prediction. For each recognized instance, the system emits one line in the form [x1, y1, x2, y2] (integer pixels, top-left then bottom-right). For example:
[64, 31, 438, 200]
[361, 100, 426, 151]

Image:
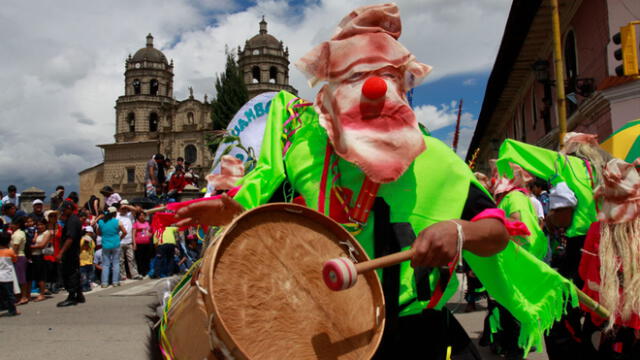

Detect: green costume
[235, 91, 577, 355]
[498, 190, 547, 260]
[497, 139, 597, 237]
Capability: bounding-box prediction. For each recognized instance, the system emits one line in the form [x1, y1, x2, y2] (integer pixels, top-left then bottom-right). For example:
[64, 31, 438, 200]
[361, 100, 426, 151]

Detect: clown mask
[296, 4, 431, 183]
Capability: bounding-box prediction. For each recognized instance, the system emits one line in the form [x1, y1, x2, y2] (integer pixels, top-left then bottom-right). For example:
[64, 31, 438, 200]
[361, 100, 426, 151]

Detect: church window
[126, 168, 135, 183]
[252, 49, 260, 55]
[252, 66, 260, 83]
[133, 79, 141, 95]
[185, 145, 197, 163]
[127, 112, 135, 132]
[150, 79, 159, 96]
[149, 112, 159, 132]
[187, 112, 194, 124]
[269, 66, 277, 84]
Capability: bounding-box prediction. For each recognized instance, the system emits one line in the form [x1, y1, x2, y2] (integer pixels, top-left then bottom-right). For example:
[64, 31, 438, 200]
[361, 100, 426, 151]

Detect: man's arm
[119, 222, 127, 240]
[411, 218, 509, 268]
[412, 183, 510, 267]
[57, 237, 73, 262]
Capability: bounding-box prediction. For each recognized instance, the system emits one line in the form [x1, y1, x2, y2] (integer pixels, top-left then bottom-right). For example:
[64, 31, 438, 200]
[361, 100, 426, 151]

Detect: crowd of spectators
[144, 155, 200, 201]
[0, 184, 202, 315]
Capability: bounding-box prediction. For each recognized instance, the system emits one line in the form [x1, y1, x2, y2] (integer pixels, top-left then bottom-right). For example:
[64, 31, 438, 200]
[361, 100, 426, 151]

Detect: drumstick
[322, 250, 611, 319]
[322, 249, 414, 291]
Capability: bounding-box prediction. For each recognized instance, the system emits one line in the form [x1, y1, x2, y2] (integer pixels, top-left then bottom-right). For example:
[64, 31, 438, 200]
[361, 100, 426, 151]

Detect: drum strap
[373, 198, 401, 333]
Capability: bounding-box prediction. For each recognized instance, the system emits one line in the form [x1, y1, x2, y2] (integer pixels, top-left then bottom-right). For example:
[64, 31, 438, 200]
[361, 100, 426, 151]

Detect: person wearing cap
[97, 206, 127, 287]
[174, 4, 579, 358]
[79, 224, 96, 292]
[56, 200, 85, 307]
[29, 199, 45, 223]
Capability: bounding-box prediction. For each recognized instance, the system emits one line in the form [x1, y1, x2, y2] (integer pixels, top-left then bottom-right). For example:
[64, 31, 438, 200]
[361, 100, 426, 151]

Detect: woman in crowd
[131, 211, 153, 276]
[10, 216, 29, 305]
[30, 218, 51, 301]
[97, 207, 126, 287]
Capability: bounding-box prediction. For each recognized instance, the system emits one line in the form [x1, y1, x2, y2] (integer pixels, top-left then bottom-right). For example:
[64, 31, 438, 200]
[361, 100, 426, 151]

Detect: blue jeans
[102, 247, 121, 285]
[153, 244, 176, 278]
[80, 265, 94, 291]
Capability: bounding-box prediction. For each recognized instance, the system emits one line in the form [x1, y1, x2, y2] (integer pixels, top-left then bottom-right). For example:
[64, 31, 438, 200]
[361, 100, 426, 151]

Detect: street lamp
[532, 60, 552, 85]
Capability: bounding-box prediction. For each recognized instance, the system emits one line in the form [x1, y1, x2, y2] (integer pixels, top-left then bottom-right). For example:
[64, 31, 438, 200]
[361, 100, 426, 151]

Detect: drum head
[209, 204, 384, 359]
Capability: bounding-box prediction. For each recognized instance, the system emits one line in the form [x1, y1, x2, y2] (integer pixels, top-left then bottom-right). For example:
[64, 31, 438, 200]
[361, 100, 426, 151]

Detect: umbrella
[600, 119, 640, 162]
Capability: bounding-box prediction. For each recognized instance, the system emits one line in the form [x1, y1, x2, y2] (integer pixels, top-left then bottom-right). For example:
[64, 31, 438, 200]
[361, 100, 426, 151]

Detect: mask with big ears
[295, 4, 431, 183]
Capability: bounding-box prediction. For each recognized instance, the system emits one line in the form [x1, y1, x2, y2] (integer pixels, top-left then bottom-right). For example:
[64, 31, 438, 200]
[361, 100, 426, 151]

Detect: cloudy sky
[0, 0, 511, 196]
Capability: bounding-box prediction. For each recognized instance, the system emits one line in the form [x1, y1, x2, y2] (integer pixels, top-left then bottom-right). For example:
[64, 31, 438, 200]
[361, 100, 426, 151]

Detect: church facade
[79, 20, 296, 203]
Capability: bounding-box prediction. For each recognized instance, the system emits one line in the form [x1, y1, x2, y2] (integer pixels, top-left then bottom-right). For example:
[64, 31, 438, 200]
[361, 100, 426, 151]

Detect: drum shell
[166, 203, 385, 359]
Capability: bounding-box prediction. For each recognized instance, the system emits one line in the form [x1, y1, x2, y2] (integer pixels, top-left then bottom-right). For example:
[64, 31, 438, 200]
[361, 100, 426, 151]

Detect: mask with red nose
[296, 4, 431, 183]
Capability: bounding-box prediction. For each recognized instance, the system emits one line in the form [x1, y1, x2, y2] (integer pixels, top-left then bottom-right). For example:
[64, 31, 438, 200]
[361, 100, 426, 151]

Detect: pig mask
[295, 4, 431, 183]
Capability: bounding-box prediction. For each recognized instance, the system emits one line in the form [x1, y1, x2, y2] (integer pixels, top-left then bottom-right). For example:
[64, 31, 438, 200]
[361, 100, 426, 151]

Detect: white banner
[209, 91, 277, 175]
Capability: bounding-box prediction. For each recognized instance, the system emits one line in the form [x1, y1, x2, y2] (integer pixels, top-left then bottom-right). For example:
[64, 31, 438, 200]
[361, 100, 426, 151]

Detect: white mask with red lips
[295, 4, 432, 184]
[315, 67, 425, 184]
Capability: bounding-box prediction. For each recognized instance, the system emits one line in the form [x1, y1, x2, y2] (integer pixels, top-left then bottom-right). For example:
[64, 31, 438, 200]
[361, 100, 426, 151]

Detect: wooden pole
[550, 0, 567, 148]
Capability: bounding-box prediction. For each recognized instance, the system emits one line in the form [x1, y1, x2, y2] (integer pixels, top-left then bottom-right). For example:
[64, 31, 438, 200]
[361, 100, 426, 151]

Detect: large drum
[162, 203, 385, 359]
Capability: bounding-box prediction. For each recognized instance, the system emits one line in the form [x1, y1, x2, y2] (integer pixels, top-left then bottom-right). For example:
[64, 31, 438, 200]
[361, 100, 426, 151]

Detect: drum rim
[206, 202, 386, 359]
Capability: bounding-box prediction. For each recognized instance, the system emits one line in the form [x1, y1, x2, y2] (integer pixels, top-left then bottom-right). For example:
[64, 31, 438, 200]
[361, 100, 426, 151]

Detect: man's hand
[175, 194, 244, 227]
[55, 253, 63, 263]
[411, 221, 459, 268]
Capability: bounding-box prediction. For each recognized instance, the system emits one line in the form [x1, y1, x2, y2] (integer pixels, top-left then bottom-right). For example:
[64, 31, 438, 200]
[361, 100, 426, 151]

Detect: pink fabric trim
[470, 208, 531, 236]
[151, 186, 241, 236]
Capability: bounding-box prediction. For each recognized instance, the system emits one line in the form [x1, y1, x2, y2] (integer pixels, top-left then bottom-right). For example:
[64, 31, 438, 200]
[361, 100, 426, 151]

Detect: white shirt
[1, 194, 20, 206]
[529, 195, 544, 219]
[116, 212, 135, 245]
[94, 249, 102, 266]
[106, 193, 122, 207]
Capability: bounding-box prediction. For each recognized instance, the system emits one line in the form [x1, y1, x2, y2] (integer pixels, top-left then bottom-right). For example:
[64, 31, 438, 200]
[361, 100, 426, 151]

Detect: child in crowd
[0, 232, 19, 316]
[79, 226, 96, 292]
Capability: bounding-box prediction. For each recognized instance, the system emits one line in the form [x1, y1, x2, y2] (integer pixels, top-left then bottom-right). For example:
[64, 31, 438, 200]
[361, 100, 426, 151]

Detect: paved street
[1, 275, 548, 359]
[0, 279, 160, 359]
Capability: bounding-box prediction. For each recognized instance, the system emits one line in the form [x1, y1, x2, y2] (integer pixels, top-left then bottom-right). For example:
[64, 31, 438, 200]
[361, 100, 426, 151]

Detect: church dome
[131, 34, 168, 64]
[246, 18, 281, 49]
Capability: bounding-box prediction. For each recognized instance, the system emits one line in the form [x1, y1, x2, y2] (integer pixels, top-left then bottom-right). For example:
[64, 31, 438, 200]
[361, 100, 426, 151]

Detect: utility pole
[453, 99, 463, 152]
[550, 0, 567, 148]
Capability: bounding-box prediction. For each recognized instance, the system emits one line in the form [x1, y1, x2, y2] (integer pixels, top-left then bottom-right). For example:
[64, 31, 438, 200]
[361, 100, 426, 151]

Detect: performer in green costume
[497, 134, 611, 359]
[486, 162, 550, 358]
[177, 4, 577, 358]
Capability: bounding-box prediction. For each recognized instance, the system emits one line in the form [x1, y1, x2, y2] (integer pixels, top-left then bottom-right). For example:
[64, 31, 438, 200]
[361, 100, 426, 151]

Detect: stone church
[79, 19, 296, 203]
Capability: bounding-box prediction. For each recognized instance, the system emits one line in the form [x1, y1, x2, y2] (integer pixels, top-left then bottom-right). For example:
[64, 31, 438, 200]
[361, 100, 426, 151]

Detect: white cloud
[415, 100, 475, 132]
[0, 0, 510, 193]
[414, 99, 478, 158]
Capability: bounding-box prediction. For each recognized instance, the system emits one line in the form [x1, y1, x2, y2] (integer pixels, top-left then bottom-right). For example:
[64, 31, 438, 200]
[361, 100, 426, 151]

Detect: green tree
[210, 50, 248, 130]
